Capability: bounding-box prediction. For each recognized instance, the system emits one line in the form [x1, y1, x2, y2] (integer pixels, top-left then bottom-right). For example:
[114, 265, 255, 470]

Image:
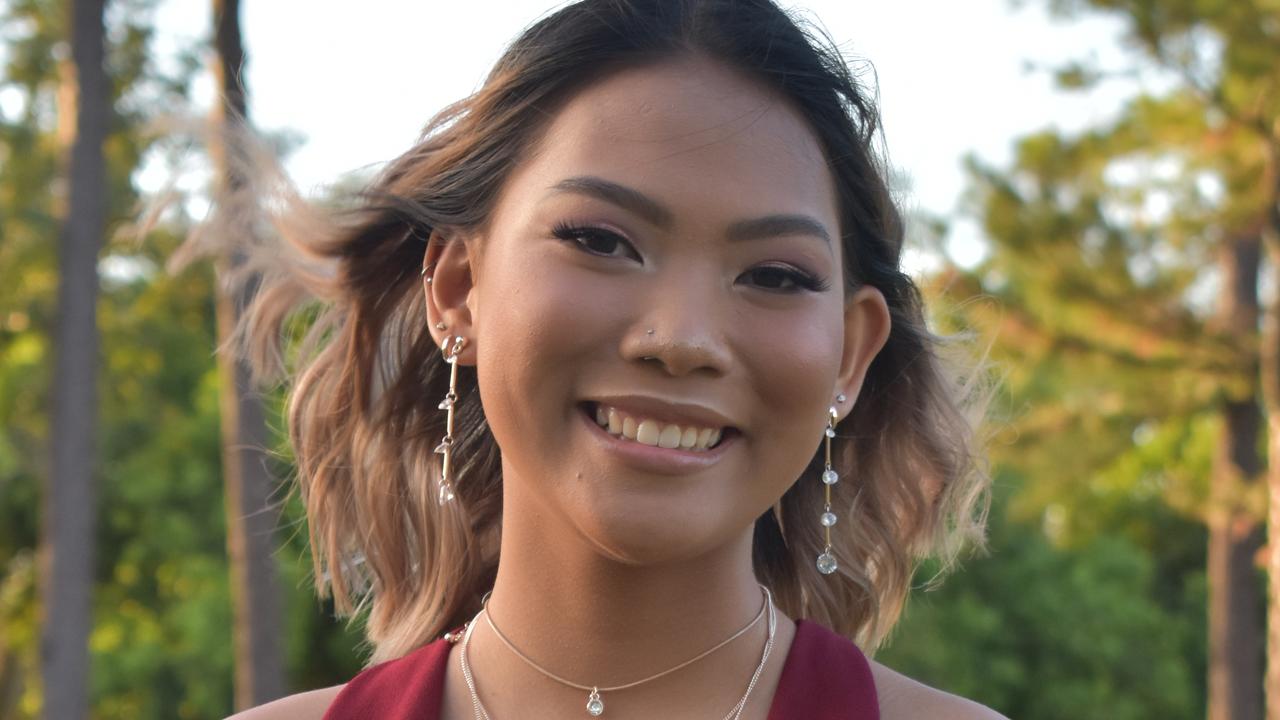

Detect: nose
[619, 266, 733, 377]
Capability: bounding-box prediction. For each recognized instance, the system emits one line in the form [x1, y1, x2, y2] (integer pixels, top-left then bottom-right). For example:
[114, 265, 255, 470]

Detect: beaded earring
[435, 335, 466, 505]
[816, 405, 840, 575]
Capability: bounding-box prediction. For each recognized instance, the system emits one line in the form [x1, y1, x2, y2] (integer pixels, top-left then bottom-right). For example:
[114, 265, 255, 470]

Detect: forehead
[503, 55, 838, 228]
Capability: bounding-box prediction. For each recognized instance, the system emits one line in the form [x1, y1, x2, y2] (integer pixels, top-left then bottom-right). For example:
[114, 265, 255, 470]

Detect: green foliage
[0, 1, 361, 717]
[881, 475, 1205, 719]
[913, 0, 1280, 716]
[956, 42, 1269, 538]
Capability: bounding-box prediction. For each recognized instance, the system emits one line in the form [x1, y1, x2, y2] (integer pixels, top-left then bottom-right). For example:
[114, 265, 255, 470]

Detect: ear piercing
[435, 335, 466, 504]
[816, 406, 840, 575]
[435, 322, 446, 330]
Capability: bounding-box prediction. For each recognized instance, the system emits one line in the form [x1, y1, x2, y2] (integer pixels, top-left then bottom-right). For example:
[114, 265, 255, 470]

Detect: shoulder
[869, 660, 1008, 720]
[223, 684, 346, 720]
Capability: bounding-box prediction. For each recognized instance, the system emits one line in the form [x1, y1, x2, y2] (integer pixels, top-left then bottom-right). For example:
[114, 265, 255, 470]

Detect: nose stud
[646, 328, 655, 335]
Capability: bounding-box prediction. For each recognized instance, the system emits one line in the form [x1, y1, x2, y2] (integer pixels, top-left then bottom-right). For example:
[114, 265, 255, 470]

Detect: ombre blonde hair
[211, 0, 993, 665]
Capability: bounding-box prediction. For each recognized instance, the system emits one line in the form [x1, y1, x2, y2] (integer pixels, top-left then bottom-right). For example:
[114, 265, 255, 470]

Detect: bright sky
[142, 0, 1171, 272]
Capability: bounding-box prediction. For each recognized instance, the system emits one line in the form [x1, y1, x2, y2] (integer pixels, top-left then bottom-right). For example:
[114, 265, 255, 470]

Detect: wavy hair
[212, 0, 993, 665]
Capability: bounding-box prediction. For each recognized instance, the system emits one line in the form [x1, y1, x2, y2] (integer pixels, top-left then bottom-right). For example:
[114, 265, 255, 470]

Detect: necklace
[480, 585, 770, 716]
[459, 587, 777, 719]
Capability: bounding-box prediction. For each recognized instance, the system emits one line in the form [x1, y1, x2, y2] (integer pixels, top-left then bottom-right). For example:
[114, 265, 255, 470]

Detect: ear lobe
[835, 284, 891, 407]
[423, 229, 479, 364]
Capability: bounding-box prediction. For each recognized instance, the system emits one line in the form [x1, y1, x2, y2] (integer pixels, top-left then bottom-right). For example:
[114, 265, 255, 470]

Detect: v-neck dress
[322, 618, 879, 719]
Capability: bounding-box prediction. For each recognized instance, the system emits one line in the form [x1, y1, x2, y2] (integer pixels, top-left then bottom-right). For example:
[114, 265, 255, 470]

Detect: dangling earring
[816, 406, 840, 575]
[435, 335, 466, 504]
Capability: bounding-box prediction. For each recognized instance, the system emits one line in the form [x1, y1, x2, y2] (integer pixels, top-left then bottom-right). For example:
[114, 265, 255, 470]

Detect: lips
[575, 400, 738, 475]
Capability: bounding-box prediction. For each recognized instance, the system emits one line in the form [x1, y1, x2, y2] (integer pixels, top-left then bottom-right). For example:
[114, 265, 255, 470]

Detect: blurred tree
[880, 471, 1204, 720]
[960, 0, 1280, 717]
[0, 0, 365, 716]
[40, 0, 108, 718]
[209, 0, 287, 708]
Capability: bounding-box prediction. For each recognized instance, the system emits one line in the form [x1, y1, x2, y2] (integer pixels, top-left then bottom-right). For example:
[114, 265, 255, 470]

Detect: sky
[140, 0, 1174, 272]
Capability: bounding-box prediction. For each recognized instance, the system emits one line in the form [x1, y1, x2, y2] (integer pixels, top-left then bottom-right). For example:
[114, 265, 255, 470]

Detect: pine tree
[41, 0, 107, 714]
[960, 1, 1280, 716]
[210, 0, 286, 708]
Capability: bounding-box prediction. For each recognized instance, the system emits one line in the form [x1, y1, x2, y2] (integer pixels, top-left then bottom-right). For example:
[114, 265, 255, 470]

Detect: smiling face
[430, 54, 889, 567]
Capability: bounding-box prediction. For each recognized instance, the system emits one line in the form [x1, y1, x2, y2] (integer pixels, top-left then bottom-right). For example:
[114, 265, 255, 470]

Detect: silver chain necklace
[481, 585, 770, 714]
[459, 589, 777, 720]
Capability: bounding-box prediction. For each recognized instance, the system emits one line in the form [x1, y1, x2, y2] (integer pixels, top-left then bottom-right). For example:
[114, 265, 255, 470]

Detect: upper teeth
[593, 404, 723, 451]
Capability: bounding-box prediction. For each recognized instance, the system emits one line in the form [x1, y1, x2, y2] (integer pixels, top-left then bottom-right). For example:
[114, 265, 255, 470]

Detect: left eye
[741, 265, 827, 293]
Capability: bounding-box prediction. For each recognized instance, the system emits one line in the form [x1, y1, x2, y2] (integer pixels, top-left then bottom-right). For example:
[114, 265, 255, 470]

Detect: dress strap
[321, 630, 458, 720]
[766, 619, 880, 719]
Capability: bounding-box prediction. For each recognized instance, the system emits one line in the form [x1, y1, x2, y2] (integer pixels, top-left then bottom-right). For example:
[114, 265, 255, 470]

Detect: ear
[422, 228, 480, 365]
[834, 284, 891, 417]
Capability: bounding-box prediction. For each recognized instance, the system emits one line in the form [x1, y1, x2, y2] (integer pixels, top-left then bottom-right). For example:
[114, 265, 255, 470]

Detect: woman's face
[432, 55, 889, 566]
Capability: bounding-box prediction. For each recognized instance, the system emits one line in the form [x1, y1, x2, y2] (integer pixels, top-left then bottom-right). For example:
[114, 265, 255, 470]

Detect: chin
[572, 498, 739, 567]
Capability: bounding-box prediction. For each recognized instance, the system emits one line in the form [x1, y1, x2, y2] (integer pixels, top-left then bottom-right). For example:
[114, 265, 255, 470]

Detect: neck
[457, 471, 794, 719]
[488, 482, 765, 678]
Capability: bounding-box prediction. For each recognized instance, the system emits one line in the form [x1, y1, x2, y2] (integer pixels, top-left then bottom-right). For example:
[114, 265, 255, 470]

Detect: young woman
[229, 0, 1000, 717]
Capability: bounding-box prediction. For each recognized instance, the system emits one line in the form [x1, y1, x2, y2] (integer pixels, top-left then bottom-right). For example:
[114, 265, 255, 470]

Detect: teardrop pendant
[816, 549, 838, 575]
[586, 687, 604, 716]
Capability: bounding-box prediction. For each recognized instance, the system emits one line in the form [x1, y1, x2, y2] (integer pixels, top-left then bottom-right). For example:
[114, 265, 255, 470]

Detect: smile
[576, 400, 739, 475]
[589, 403, 725, 452]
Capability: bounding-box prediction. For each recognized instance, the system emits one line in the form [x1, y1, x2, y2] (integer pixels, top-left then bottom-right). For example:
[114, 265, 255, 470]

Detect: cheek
[473, 240, 623, 449]
[738, 303, 843, 475]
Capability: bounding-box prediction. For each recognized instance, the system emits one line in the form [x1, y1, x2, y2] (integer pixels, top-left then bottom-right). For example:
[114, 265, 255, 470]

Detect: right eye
[552, 222, 642, 262]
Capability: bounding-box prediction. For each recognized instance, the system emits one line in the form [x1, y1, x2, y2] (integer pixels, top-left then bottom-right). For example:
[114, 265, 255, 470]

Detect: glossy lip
[587, 395, 739, 431]
[576, 404, 738, 476]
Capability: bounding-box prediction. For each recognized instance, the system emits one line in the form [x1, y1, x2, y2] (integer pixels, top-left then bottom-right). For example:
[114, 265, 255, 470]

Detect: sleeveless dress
[323, 618, 879, 719]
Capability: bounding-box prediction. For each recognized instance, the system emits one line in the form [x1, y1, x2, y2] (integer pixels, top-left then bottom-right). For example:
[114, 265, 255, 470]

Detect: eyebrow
[548, 175, 832, 246]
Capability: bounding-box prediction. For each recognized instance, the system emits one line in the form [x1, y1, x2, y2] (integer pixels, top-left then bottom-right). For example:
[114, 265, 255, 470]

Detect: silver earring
[816, 406, 839, 575]
[435, 322, 447, 330]
[836, 393, 846, 404]
[435, 335, 466, 504]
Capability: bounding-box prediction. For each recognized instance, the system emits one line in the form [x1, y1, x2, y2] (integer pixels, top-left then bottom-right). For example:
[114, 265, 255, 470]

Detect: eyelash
[551, 222, 831, 293]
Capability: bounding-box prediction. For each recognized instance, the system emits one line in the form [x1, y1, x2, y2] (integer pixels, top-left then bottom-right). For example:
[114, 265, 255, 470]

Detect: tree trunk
[40, 0, 107, 717]
[212, 0, 286, 708]
[1261, 141, 1280, 720]
[1209, 233, 1266, 720]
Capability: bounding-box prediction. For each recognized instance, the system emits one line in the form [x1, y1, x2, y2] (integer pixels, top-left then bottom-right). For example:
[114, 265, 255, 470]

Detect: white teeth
[680, 427, 698, 449]
[696, 428, 714, 448]
[658, 424, 683, 449]
[589, 404, 727, 453]
[636, 420, 660, 446]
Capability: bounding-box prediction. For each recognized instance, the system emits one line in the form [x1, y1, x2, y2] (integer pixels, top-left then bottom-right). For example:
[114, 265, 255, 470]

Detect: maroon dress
[323, 618, 879, 719]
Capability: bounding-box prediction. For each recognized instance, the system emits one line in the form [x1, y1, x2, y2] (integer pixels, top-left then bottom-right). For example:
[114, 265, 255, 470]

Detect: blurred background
[1, 0, 1275, 717]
